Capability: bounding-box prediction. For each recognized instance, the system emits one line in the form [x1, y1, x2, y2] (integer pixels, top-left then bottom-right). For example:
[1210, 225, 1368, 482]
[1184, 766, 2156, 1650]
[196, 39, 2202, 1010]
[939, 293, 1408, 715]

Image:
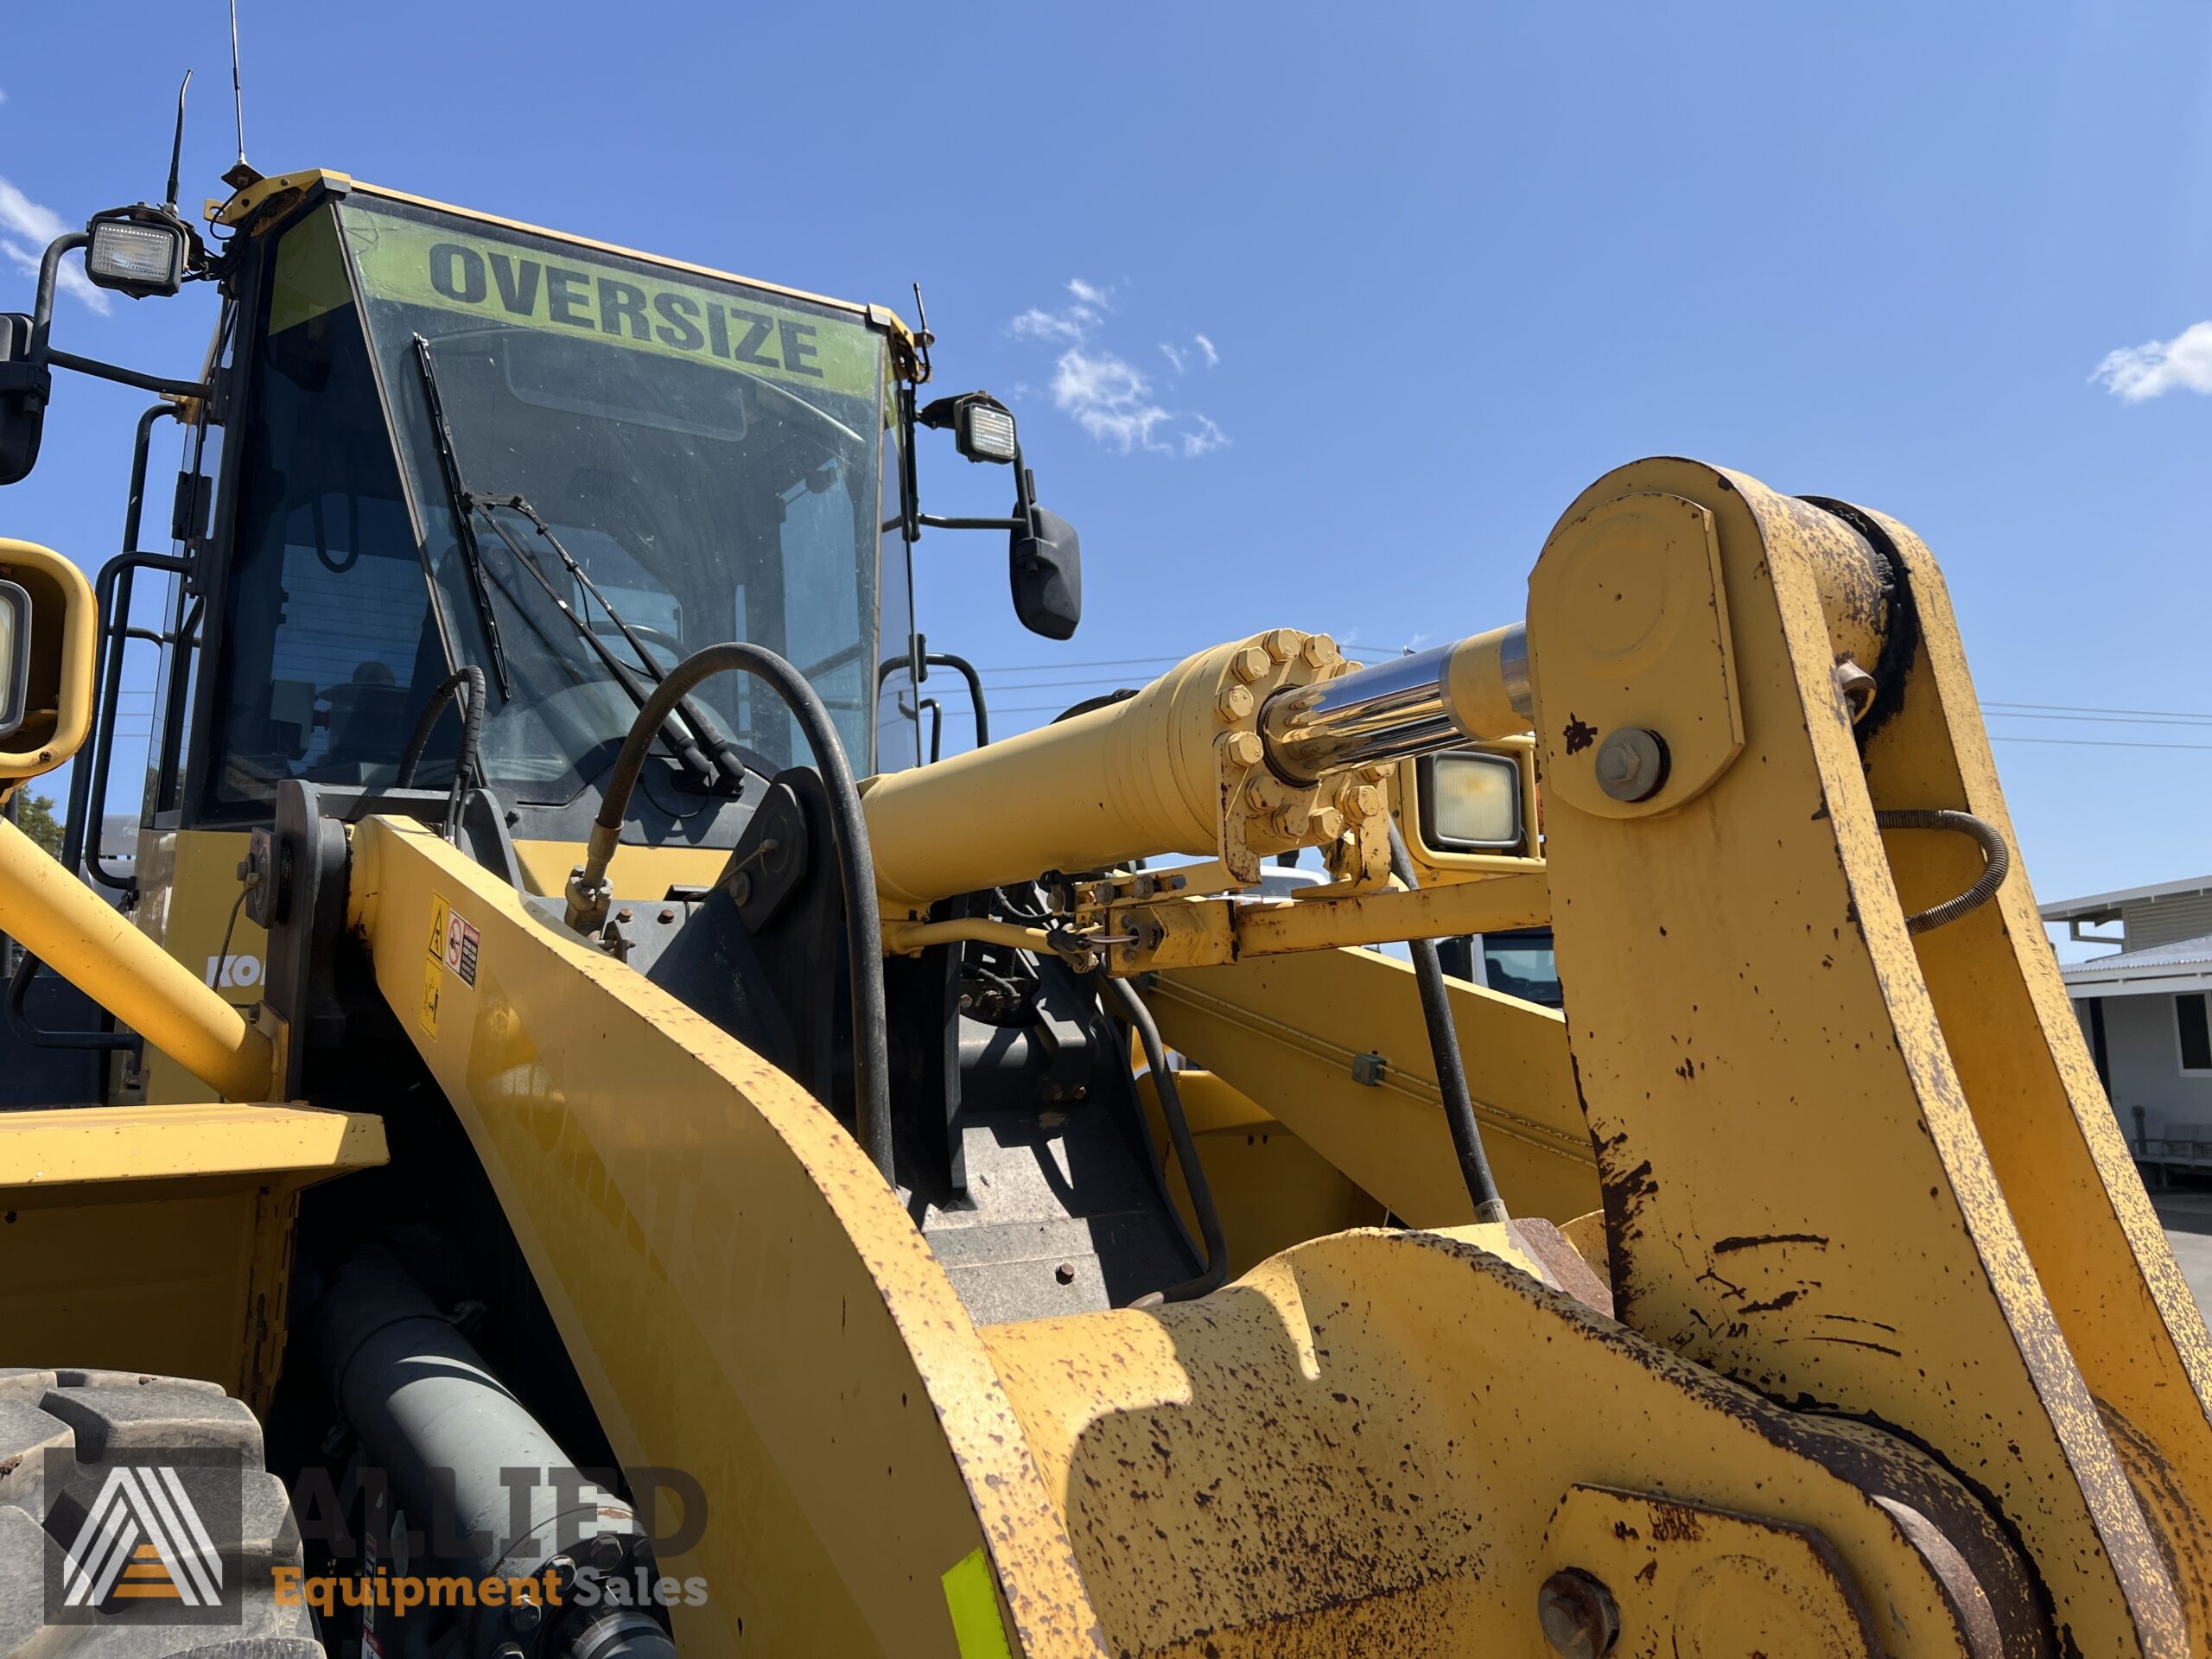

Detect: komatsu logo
[59, 1466, 224, 1609]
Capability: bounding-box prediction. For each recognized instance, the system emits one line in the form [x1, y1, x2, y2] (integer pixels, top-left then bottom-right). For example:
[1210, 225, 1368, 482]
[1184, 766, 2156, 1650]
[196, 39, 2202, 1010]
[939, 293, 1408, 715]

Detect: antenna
[163, 70, 192, 213]
[220, 0, 260, 191]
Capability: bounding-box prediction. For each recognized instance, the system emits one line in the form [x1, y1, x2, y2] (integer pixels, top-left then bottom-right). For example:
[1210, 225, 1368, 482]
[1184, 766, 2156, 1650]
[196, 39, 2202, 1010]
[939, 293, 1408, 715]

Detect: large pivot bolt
[1593, 727, 1668, 804]
[1537, 1568, 1619, 1659]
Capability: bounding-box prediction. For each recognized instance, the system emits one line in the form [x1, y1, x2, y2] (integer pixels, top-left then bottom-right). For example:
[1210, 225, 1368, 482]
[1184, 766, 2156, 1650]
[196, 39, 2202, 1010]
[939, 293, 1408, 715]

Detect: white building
[2042, 875, 2212, 1161]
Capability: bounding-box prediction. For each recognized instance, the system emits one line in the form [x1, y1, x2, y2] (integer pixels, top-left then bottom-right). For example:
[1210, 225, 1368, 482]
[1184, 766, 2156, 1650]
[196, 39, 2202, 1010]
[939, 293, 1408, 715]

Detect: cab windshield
[203, 194, 899, 818]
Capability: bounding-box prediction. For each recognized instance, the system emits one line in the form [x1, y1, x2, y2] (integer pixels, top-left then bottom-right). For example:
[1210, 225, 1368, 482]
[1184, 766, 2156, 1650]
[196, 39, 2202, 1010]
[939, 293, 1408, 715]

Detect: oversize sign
[342, 208, 882, 403]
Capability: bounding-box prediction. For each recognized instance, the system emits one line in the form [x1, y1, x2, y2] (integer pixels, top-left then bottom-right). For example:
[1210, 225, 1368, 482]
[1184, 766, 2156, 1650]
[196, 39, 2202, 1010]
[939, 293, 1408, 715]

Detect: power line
[1990, 734, 2212, 752]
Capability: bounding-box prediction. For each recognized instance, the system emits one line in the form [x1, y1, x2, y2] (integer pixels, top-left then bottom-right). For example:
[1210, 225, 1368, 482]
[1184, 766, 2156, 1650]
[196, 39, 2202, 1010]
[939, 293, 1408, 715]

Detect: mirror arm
[916, 513, 1026, 532]
[45, 349, 210, 402]
[28, 234, 88, 363]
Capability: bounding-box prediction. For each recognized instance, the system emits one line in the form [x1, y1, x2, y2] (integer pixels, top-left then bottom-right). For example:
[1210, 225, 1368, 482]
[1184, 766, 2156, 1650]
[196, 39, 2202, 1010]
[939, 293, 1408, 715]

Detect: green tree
[11, 792, 63, 860]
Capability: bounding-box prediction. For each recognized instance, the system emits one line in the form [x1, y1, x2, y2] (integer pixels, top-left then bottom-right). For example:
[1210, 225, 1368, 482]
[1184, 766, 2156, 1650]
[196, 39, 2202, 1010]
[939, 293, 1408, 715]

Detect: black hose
[588, 644, 893, 1182]
[394, 664, 487, 789]
[1104, 975, 1230, 1301]
[1388, 822, 1510, 1224]
[1874, 808, 2011, 935]
[6, 951, 136, 1052]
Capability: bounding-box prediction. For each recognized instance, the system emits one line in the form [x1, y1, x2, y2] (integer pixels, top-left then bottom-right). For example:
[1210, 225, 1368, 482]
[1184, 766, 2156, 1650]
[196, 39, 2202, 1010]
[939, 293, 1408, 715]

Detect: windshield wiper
[474, 492, 748, 789]
[467, 496, 743, 790]
[410, 335, 513, 701]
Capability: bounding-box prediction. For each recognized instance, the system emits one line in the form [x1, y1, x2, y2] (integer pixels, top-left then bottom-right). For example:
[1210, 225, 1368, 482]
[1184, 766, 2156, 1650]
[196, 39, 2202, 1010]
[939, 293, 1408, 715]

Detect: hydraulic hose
[394, 664, 487, 789]
[1388, 822, 1510, 1224]
[1104, 975, 1230, 1301]
[583, 644, 893, 1182]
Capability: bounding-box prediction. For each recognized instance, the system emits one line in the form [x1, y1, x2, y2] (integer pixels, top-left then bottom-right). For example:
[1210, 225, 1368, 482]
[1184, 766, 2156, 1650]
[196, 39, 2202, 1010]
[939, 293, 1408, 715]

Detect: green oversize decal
[340, 210, 880, 401]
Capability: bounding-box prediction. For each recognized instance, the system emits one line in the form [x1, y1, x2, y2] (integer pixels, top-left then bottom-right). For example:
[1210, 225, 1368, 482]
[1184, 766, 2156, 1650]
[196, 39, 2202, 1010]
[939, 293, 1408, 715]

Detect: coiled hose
[1873, 808, 2010, 935]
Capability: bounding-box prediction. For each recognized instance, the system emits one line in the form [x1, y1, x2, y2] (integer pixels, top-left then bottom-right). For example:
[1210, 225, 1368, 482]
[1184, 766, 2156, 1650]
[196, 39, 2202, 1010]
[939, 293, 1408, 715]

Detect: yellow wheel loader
[0, 161, 2205, 1659]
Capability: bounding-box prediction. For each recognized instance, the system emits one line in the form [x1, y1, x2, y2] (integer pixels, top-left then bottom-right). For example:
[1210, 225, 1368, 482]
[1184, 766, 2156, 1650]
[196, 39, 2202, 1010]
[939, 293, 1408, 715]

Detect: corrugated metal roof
[2063, 932, 2212, 995]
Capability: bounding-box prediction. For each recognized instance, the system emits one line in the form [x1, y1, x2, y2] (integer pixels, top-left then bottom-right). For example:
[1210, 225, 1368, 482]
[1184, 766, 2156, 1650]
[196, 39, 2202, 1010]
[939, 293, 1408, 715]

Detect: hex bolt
[1217, 683, 1255, 723]
[1537, 1568, 1620, 1659]
[1224, 730, 1266, 769]
[1300, 632, 1339, 669]
[1336, 782, 1383, 821]
[1054, 1262, 1077, 1285]
[508, 1595, 544, 1633]
[1230, 645, 1272, 684]
[1594, 727, 1668, 803]
[1262, 627, 1304, 662]
[1306, 806, 1346, 842]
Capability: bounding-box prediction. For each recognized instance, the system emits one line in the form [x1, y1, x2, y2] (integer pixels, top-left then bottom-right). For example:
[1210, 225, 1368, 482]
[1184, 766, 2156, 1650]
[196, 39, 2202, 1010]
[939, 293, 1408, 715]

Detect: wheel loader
[0, 158, 2203, 1659]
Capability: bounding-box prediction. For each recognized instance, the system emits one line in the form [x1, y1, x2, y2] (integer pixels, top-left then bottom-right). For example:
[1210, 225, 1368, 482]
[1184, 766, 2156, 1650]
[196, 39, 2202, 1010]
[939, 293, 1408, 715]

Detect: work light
[1417, 748, 1523, 853]
[0, 578, 33, 739]
[85, 213, 189, 300]
[958, 401, 1018, 464]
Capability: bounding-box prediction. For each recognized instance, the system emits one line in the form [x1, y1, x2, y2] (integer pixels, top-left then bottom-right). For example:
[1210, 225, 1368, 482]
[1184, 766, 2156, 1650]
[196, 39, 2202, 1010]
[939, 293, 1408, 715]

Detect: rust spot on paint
[1712, 1233, 1830, 1255]
[1564, 715, 1598, 755]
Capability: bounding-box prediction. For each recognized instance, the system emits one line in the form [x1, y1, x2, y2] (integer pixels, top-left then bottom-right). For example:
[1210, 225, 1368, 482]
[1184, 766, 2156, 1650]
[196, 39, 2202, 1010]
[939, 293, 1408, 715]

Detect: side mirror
[1010, 507, 1083, 640]
[0, 540, 97, 779]
[0, 315, 50, 488]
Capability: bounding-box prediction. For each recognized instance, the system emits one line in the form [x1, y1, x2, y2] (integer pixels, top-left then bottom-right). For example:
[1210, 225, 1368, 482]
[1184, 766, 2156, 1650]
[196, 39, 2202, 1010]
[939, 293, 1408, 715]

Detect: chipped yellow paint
[983, 1225, 1980, 1657]
[1855, 505, 2212, 1653]
[1531, 458, 2187, 1655]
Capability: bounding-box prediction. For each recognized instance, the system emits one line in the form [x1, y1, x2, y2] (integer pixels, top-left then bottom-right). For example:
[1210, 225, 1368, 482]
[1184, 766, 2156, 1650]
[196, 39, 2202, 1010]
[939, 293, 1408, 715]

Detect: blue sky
[6, 2, 2212, 930]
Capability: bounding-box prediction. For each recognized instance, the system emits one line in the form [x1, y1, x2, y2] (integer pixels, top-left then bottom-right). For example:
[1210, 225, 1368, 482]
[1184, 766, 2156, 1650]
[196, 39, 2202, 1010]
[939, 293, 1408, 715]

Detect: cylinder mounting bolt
[1306, 806, 1346, 842]
[1336, 782, 1383, 821]
[1262, 627, 1304, 663]
[1230, 645, 1272, 684]
[1224, 731, 1265, 769]
[1594, 727, 1668, 804]
[1537, 1568, 1619, 1659]
[1300, 632, 1339, 670]
[1217, 683, 1255, 723]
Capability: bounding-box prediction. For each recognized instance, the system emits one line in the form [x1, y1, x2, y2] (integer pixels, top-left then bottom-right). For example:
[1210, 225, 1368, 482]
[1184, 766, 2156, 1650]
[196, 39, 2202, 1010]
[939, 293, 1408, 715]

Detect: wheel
[0, 1367, 321, 1657]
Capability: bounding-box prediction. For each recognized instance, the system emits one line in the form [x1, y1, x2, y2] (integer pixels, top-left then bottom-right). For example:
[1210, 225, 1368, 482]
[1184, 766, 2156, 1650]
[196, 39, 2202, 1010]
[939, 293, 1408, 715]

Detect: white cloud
[1011, 306, 1088, 346]
[2091, 321, 2212, 400]
[1009, 279, 1228, 458]
[0, 176, 110, 315]
[1052, 349, 1172, 452]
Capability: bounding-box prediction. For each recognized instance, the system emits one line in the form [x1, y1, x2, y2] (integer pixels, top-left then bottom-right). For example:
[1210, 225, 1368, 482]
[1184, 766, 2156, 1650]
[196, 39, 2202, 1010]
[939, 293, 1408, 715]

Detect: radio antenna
[163, 70, 192, 214]
[220, 0, 261, 190]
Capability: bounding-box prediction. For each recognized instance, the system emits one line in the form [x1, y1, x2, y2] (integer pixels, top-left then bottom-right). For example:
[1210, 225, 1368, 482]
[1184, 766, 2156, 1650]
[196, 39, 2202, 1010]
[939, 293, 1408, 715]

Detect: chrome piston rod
[1260, 621, 1531, 784]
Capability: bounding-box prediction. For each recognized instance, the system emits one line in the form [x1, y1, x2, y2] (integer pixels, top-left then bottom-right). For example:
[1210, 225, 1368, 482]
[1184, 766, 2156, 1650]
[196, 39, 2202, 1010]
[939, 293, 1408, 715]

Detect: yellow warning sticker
[420, 959, 444, 1039]
[428, 893, 451, 965]
[940, 1548, 1013, 1659]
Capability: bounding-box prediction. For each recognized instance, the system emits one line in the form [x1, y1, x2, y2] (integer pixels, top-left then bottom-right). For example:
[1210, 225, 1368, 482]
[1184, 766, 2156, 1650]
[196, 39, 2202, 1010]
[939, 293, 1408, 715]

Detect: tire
[0, 1367, 322, 1658]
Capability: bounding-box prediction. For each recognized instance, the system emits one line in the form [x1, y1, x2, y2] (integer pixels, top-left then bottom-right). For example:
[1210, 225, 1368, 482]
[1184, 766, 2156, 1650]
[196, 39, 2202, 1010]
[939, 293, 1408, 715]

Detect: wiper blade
[476, 492, 749, 790]
[466, 499, 729, 789]
[410, 336, 513, 701]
